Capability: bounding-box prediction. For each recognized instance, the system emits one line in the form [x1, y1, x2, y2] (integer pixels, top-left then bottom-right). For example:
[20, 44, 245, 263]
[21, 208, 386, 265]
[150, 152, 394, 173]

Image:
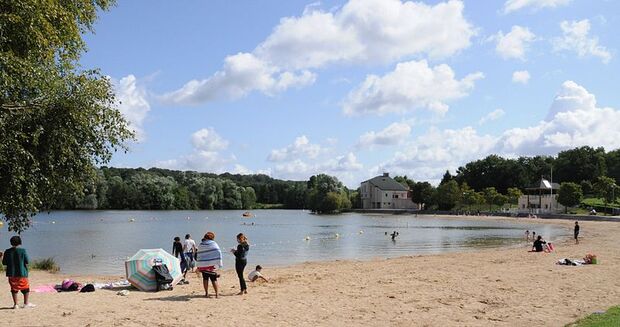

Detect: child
[248, 265, 268, 283]
[2, 236, 34, 309]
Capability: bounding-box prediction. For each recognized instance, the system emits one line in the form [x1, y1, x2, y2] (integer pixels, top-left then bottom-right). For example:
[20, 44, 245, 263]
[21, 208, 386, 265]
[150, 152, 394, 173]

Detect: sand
[1, 216, 619, 326]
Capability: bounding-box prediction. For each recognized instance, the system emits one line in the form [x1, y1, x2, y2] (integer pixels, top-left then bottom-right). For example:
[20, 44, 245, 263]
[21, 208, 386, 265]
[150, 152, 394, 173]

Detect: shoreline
[2, 216, 618, 326]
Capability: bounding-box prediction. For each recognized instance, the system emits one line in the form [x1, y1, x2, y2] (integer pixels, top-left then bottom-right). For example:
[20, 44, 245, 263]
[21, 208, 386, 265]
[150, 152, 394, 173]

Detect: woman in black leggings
[231, 233, 249, 295]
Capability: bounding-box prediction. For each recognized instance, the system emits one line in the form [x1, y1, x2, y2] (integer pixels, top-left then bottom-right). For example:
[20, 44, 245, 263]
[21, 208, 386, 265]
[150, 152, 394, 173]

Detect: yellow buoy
[335, 233, 340, 238]
[305, 236, 311, 241]
[359, 230, 364, 234]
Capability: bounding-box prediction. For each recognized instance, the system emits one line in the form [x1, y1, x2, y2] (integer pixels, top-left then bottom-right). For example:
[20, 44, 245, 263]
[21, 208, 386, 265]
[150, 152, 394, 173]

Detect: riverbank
[2, 216, 619, 326]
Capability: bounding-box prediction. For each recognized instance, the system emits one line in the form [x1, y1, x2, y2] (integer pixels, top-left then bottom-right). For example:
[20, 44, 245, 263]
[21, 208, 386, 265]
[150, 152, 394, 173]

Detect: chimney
[383, 172, 389, 177]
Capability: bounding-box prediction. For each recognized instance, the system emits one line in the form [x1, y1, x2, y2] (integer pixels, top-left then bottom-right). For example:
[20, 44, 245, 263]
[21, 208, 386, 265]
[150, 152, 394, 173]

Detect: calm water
[1, 210, 569, 275]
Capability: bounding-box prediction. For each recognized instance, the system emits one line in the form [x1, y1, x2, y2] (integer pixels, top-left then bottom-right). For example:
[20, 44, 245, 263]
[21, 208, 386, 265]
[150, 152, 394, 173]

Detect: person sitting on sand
[531, 235, 547, 252]
[2, 236, 35, 309]
[196, 232, 223, 298]
[248, 265, 269, 283]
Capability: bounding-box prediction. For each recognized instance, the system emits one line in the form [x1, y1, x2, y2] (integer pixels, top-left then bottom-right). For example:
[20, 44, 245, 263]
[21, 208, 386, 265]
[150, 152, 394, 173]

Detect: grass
[567, 306, 620, 327]
[30, 257, 61, 273]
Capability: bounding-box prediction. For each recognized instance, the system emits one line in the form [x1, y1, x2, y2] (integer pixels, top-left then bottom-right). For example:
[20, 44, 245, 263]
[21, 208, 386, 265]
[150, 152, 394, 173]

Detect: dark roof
[363, 175, 409, 191]
[526, 178, 560, 191]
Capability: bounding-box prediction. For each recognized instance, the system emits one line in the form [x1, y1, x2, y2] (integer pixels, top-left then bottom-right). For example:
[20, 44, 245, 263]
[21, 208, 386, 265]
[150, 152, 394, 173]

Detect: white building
[517, 178, 565, 214]
[360, 173, 417, 209]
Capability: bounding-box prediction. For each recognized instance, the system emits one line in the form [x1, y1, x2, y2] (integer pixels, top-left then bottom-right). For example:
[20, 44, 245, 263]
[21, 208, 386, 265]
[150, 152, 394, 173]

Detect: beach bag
[80, 284, 95, 293]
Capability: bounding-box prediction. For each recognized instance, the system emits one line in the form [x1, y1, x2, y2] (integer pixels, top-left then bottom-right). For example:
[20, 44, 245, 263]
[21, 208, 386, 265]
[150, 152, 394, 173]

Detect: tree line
[394, 146, 620, 211]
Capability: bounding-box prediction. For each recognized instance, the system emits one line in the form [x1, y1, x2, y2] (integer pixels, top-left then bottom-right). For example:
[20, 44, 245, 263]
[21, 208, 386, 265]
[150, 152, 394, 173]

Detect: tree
[557, 182, 583, 213]
[506, 187, 523, 209]
[440, 170, 454, 185]
[594, 176, 618, 212]
[306, 174, 349, 213]
[241, 187, 257, 210]
[554, 146, 607, 184]
[0, 1, 133, 231]
[410, 182, 434, 209]
[434, 180, 461, 210]
[483, 187, 500, 211]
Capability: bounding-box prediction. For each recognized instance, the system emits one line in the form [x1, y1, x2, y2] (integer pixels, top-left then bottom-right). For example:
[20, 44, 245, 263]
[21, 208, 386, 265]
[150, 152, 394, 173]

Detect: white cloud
[191, 127, 229, 151]
[156, 128, 236, 173]
[115, 75, 150, 141]
[503, 0, 572, 13]
[357, 122, 411, 148]
[267, 135, 322, 162]
[342, 60, 483, 116]
[376, 126, 496, 183]
[512, 70, 531, 84]
[375, 80, 620, 183]
[493, 26, 536, 60]
[479, 109, 506, 125]
[272, 152, 363, 185]
[553, 19, 612, 64]
[163, 0, 475, 105]
[161, 53, 316, 105]
[498, 80, 620, 154]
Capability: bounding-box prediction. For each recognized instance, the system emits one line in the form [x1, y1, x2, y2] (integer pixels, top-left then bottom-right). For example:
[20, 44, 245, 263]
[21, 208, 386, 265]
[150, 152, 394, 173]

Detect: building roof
[363, 173, 409, 191]
[526, 178, 560, 191]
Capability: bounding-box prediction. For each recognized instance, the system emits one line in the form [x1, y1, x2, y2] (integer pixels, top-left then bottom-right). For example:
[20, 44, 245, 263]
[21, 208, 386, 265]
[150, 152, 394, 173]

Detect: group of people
[172, 232, 267, 298]
[526, 221, 581, 253]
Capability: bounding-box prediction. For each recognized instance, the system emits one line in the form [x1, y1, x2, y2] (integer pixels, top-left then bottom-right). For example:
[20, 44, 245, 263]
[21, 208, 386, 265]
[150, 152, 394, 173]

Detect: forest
[52, 146, 620, 213]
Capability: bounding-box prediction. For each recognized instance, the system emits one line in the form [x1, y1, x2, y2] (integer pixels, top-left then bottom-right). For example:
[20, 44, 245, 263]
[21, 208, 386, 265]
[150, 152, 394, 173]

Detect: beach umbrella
[125, 249, 182, 291]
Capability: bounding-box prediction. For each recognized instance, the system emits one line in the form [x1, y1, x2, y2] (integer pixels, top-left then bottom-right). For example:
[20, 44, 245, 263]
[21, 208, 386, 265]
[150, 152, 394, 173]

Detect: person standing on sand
[183, 234, 197, 272]
[231, 233, 249, 295]
[2, 236, 35, 309]
[574, 221, 580, 244]
[172, 237, 188, 284]
[525, 230, 530, 241]
[196, 232, 222, 298]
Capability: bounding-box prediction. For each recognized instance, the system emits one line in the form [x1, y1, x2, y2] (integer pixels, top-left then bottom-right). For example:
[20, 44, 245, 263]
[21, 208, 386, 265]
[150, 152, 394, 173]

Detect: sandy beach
[2, 216, 619, 326]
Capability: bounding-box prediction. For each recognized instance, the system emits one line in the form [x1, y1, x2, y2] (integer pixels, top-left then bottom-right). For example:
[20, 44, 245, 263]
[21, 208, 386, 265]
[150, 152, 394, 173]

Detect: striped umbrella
[125, 249, 183, 291]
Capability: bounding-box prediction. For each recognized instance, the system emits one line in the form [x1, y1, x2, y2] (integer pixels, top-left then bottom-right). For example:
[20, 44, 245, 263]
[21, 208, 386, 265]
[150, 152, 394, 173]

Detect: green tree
[411, 182, 435, 209]
[594, 176, 618, 212]
[241, 187, 257, 210]
[554, 146, 607, 184]
[306, 174, 348, 213]
[557, 182, 583, 213]
[506, 187, 523, 209]
[0, 0, 133, 231]
[434, 180, 461, 210]
[483, 187, 500, 211]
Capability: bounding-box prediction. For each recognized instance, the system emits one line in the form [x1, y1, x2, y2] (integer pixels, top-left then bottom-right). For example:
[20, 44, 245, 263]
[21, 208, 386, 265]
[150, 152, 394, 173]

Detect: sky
[81, 0, 620, 187]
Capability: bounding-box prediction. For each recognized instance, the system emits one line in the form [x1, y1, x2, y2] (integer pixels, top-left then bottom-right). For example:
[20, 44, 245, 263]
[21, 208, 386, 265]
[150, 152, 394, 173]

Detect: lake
[1, 210, 569, 275]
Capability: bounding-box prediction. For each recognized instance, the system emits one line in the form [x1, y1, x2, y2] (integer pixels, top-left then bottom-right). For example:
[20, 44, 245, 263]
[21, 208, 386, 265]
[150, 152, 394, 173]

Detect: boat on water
[242, 212, 252, 218]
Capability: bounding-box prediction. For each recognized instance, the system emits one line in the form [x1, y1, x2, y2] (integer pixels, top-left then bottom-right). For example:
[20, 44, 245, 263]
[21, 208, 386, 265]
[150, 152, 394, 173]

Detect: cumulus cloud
[376, 81, 620, 183]
[267, 135, 322, 162]
[155, 128, 236, 173]
[161, 53, 316, 105]
[343, 60, 483, 116]
[479, 109, 506, 125]
[115, 75, 150, 141]
[498, 81, 620, 154]
[191, 127, 229, 151]
[272, 152, 363, 185]
[492, 26, 536, 60]
[553, 19, 612, 64]
[512, 70, 531, 84]
[503, 0, 572, 13]
[357, 122, 411, 148]
[163, 0, 475, 105]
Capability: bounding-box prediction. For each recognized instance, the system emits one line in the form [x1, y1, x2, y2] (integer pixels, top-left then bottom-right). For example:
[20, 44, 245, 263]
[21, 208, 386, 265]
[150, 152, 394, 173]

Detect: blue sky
[81, 0, 620, 187]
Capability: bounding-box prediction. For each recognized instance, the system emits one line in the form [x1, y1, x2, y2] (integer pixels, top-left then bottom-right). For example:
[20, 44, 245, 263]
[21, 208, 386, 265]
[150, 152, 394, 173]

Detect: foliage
[434, 180, 461, 210]
[1, 0, 133, 232]
[554, 146, 607, 185]
[31, 257, 60, 273]
[507, 187, 523, 206]
[567, 305, 620, 327]
[558, 182, 583, 212]
[593, 176, 618, 206]
[306, 174, 351, 214]
[411, 182, 435, 208]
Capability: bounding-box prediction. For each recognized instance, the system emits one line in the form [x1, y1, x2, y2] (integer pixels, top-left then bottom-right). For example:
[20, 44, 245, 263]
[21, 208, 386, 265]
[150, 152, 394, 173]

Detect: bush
[31, 257, 60, 273]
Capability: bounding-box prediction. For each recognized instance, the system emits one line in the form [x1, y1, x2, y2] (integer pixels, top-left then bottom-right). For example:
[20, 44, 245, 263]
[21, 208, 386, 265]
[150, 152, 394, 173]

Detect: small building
[360, 173, 417, 209]
[517, 178, 565, 214]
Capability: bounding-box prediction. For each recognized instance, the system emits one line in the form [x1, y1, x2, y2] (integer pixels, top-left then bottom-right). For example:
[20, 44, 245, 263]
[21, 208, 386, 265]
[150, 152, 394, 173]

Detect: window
[385, 193, 388, 197]
[394, 194, 399, 199]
